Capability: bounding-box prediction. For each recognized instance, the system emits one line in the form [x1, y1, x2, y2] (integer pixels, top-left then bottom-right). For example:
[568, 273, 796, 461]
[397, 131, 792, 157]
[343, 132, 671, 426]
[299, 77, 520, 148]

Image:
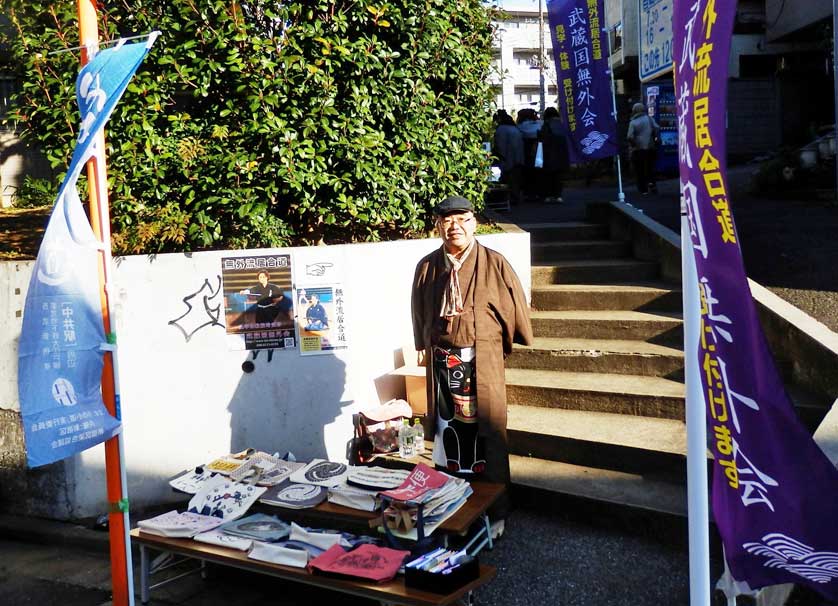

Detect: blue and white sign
[639, 0, 673, 82]
[18, 35, 157, 468]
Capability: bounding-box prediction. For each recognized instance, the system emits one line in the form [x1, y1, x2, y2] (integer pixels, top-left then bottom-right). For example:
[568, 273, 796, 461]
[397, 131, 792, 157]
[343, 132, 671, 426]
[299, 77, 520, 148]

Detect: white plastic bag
[534, 141, 544, 168]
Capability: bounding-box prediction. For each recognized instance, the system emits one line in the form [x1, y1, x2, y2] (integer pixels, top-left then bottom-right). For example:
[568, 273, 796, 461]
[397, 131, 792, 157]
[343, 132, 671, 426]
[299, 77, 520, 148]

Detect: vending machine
[644, 82, 678, 176]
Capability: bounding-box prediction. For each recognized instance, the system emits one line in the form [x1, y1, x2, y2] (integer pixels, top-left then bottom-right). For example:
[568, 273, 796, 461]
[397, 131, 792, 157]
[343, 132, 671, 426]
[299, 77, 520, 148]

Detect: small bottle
[413, 418, 425, 454]
[399, 418, 415, 458]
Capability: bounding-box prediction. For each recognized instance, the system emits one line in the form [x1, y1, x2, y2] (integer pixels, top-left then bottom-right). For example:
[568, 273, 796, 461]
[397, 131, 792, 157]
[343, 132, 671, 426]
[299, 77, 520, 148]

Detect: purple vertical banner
[674, 1, 838, 599]
[546, 0, 617, 164]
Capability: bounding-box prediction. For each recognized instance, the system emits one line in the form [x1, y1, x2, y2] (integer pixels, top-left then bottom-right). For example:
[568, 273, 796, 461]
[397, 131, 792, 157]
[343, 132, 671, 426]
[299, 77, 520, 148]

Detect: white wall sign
[638, 0, 673, 82]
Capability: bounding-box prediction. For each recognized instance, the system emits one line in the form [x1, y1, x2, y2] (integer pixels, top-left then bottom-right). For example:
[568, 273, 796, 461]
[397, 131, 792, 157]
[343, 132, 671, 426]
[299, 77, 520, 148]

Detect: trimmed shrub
[1, 0, 495, 253]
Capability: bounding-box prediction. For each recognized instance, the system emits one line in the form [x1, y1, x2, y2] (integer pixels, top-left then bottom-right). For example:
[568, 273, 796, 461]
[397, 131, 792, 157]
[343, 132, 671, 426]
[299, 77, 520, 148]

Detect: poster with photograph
[295, 285, 348, 355]
[221, 254, 296, 351]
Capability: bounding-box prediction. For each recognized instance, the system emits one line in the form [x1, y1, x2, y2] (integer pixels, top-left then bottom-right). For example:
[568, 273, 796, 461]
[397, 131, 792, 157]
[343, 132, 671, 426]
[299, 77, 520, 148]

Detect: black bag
[346, 414, 374, 466]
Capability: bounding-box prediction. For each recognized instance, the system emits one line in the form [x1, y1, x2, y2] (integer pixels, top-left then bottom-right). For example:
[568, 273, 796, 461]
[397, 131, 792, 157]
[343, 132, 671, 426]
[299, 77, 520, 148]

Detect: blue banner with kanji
[546, 0, 618, 163]
[18, 37, 156, 468]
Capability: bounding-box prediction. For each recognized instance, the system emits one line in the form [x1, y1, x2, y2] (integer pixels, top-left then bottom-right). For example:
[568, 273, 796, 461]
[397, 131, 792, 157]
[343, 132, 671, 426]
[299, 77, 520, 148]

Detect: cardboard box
[388, 365, 427, 416]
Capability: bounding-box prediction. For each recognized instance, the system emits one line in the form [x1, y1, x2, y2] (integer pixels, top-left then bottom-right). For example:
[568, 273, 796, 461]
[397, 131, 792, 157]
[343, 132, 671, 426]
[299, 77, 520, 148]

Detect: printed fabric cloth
[218, 513, 290, 542]
[431, 345, 485, 474]
[308, 544, 410, 583]
[248, 541, 309, 568]
[193, 529, 253, 551]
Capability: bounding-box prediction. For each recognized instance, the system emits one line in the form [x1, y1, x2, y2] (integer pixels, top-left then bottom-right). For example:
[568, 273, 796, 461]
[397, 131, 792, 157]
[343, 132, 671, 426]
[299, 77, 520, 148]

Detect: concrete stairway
[507, 221, 689, 516]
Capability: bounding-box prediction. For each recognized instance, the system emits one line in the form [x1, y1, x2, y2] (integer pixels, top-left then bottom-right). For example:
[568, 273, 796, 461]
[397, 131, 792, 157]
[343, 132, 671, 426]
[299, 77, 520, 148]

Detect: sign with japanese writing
[546, 0, 618, 164]
[296, 285, 349, 355]
[18, 38, 157, 468]
[674, 2, 838, 599]
[221, 254, 296, 351]
[639, 0, 673, 82]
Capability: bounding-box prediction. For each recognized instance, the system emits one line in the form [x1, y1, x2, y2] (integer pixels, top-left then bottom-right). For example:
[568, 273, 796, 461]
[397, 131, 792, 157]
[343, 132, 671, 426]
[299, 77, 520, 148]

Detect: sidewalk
[0, 498, 695, 605]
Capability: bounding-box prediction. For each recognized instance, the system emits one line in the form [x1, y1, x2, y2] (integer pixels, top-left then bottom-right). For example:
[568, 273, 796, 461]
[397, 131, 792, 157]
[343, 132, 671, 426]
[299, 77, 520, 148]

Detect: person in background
[539, 107, 570, 204]
[516, 108, 543, 202]
[412, 195, 532, 536]
[492, 110, 525, 205]
[626, 102, 660, 195]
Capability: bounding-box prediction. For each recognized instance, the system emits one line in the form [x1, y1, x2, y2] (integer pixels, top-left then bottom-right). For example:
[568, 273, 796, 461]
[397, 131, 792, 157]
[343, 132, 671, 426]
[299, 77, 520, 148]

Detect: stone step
[505, 368, 685, 420]
[531, 240, 631, 263]
[510, 454, 687, 516]
[529, 310, 683, 344]
[531, 282, 682, 312]
[507, 406, 688, 481]
[508, 337, 684, 378]
[519, 221, 608, 243]
[532, 259, 659, 285]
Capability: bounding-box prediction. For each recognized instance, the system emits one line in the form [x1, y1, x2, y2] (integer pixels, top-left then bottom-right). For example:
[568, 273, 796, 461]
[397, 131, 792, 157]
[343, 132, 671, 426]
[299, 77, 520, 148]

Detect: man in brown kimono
[411, 195, 532, 527]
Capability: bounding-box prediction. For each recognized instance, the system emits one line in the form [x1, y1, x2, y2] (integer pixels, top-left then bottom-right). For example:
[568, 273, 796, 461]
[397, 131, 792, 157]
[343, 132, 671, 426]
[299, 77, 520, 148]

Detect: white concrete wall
[2, 233, 531, 517]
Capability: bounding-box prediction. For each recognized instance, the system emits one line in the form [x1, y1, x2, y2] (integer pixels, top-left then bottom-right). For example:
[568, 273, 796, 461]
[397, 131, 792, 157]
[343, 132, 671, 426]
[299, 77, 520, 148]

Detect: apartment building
[603, 0, 835, 158]
[489, 6, 559, 114]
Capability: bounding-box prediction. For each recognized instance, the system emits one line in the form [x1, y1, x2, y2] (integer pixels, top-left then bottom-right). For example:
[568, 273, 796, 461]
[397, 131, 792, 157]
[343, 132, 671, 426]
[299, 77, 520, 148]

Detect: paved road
[0, 499, 698, 606]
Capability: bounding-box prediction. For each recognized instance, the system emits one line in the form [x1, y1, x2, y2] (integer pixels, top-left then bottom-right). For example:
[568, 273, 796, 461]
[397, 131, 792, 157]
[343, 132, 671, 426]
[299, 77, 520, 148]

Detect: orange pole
[77, 2, 132, 605]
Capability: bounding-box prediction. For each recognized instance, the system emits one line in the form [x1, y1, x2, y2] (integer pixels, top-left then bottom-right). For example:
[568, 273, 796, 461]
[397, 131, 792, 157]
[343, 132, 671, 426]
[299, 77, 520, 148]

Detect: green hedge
[1, 0, 495, 253]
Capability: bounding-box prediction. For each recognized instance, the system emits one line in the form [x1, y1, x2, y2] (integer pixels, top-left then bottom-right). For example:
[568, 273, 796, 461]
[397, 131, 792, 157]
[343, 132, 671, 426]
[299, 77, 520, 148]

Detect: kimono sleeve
[501, 258, 533, 351]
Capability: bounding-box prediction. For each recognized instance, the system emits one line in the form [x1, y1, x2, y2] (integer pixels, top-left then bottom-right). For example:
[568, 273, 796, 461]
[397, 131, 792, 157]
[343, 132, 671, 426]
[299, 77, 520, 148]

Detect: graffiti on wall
[168, 276, 225, 342]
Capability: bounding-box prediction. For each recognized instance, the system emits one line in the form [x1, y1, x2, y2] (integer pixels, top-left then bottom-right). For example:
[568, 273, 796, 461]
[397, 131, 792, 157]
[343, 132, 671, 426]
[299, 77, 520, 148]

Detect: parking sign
[639, 0, 673, 82]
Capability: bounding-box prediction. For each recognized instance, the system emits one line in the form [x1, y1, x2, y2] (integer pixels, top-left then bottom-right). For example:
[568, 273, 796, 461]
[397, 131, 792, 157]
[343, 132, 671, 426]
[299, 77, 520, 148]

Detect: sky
[495, 0, 542, 10]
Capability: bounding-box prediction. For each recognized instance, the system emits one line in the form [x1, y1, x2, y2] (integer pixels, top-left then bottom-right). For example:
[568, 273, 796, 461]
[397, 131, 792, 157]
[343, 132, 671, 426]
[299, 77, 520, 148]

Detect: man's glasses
[437, 215, 475, 228]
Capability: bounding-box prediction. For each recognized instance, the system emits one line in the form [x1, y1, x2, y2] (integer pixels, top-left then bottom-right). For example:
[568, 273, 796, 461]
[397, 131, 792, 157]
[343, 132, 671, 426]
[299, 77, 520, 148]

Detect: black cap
[433, 196, 474, 216]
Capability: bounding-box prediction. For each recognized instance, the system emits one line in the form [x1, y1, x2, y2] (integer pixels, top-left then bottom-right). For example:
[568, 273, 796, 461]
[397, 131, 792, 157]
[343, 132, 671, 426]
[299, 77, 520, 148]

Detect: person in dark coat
[492, 111, 525, 205]
[412, 195, 533, 531]
[627, 102, 660, 195]
[539, 107, 570, 203]
[516, 108, 542, 201]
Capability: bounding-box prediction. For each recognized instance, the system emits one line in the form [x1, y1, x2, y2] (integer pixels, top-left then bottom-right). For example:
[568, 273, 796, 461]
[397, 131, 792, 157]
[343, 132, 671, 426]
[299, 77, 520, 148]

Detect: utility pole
[538, 0, 546, 114]
[833, 0, 838, 200]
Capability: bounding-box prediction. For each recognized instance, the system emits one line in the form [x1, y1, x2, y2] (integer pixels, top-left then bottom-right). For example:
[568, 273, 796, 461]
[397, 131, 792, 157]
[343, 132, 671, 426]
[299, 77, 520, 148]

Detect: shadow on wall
[227, 350, 350, 460]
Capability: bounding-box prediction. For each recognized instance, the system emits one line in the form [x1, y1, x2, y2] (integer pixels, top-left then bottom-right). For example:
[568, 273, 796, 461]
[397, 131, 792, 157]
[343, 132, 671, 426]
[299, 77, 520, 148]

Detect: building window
[609, 23, 622, 53]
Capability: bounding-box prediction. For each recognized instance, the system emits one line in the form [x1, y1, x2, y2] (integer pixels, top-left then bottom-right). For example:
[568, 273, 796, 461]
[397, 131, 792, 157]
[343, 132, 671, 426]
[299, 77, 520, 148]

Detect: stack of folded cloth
[245, 522, 380, 569]
[137, 510, 224, 538]
[378, 463, 473, 539]
[327, 466, 411, 512]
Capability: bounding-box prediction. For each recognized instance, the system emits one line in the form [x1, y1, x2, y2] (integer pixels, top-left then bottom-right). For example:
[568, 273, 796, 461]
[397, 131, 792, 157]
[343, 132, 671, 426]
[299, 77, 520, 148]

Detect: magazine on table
[379, 463, 451, 504]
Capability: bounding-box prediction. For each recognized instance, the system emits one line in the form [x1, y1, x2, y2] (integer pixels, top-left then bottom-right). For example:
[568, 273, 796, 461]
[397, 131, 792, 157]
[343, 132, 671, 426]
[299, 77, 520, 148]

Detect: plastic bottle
[413, 418, 425, 454]
[399, 418, 415, 458]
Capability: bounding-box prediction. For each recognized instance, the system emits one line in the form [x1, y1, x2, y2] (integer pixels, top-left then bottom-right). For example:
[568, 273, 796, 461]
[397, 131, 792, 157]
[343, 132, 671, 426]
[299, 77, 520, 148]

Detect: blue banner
[546, 0, 618, 164]
[18, 37, 156, 468]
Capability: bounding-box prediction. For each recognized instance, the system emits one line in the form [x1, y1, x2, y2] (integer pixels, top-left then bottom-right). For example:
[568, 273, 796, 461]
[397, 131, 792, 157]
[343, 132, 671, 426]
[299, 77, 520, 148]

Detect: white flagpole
[682, 208, 711, 606]
[605, 20, 625, 202]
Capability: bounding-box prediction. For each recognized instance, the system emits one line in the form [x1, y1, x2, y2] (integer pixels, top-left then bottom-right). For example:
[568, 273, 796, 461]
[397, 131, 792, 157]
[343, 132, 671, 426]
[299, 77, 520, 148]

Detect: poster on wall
[220, 254, 296, 351]
[295, 285, 348, 355]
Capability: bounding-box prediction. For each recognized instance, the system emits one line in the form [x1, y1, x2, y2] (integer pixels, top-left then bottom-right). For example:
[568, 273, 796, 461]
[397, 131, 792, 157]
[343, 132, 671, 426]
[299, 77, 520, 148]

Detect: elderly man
[411, 195, 532, 526]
